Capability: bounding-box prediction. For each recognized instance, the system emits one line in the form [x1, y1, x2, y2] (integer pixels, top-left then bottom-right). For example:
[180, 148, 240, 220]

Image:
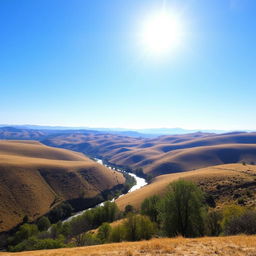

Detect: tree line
[5, 179, 256, 252]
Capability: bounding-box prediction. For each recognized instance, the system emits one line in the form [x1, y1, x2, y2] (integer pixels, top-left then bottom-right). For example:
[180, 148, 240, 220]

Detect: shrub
[224, 210, 256, 235]
[97, 223, 112, 243]
[109, 225, 126, 242]
[37, 216, 51, 232]
[9, 237, 66, 252]
[8, 224, 38, 246]
[205, 210, 222, 236]
[221, 204, 245, 231]
[48, 203, 73, 223]
[123, 214, 156, 241]
[124, 205, 135, 215]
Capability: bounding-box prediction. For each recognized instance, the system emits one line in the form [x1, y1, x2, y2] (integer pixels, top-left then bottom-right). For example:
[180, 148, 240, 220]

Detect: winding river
[63, 158, 147, 222]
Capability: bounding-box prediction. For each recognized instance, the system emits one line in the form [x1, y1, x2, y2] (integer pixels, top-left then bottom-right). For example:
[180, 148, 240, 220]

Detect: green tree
[158, 179, 205, 237]
[97, 223, 112, 243]
[37, 216, 51, 232]
[124, 205, 134, 215]
[205, 210, 222, 236]
[9, 237, 66, 252]
[102, 201, 120, 222]
[8, 224, 38, 246]
[123, 214, 156, 241]
[109, 225, 126, 242]
[141, 195, 160, 223]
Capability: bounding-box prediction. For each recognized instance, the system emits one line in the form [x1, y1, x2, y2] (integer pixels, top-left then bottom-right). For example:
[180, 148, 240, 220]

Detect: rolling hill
[2, 127, 256, 178]
[43, 131, 256, 176]
[116, 163, 256, 211]
[0, 140, 125, 232]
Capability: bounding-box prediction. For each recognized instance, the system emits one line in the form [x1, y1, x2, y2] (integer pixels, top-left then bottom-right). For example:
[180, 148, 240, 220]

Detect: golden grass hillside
[44, 132, 256, 176]
[0, 140, 125, 232]
[116, 163, 256, 210]
[1, 236, 256, 256]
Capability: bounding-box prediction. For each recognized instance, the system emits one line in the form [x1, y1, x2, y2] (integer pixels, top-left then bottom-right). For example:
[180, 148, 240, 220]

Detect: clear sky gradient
[0, 0, 256, 130]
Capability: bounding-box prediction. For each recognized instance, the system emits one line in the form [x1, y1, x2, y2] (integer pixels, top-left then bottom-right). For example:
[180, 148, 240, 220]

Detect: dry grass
[0, 141, 125, 232]
[46, 132, 256, 177]
[1, 236, 256, 256]
[116, 163, 256, 210]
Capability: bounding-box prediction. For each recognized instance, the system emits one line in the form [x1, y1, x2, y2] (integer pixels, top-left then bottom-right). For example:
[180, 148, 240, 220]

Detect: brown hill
[0, 127, 47, 140]
[44, 132, 256, 176]
[0, 141, 125, 232]
[116, 163, 256, 211]
[2, 128, 256, 177]
[1, 236, 255, 256]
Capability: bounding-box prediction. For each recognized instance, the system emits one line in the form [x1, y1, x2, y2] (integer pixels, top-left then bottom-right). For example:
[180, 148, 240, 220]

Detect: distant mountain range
[0, 124, 244, 137]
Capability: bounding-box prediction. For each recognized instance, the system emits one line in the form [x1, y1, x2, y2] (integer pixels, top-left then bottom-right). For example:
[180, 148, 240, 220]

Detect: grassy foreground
[1, 236, 256, 256]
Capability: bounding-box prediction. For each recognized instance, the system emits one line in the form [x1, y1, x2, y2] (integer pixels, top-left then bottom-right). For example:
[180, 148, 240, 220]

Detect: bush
[48, 203, 73, 223]
[158, 179, 206, 237]
[9, 237, 66, 252]
[37, 216, 51, 232]
[124, 205, 135, 215]
[97, 223, 112, 243]
[224, 210, 256, 235]
[123, 214, 156, 241]
[81, 232, 101, 246]
[221, 204, 245, 231]
[8, 224, 38, 246]
[109, 225, 126, 242]
[68, 201, 120, 239]
[205, 210, 222, 236]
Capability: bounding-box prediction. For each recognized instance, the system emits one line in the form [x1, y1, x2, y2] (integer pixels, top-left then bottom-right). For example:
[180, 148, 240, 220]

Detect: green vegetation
[9, 237, 66, 252]
[5, 180, 256, 252]
[47, 202, 73, 224]
[158, 180, 205, 237]
[140, 180, 256, 238]
[6, 201, 121, 251]
[96, 223, 112, 242]
[123, 214, 156, 241]
[141, 195, 160, 223]
[37, 217, 51, 232]
[96, 214, 156, 243]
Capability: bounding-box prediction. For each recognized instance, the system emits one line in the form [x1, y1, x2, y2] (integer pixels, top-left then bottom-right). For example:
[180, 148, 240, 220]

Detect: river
[63, 158, 147, 222]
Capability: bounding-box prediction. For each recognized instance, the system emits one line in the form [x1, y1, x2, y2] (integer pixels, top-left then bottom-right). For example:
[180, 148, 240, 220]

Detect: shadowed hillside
[0, 141, 125, 232]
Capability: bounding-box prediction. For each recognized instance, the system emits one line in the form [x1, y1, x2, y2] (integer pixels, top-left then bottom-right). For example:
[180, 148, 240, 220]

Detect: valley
[1, 127, 256, 254]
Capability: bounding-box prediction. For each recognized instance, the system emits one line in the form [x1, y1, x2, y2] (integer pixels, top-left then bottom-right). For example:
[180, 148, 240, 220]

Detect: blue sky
[0, 0, 256, 130]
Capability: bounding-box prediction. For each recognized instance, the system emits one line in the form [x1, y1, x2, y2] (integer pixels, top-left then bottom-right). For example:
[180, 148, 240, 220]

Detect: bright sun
[140, 11, 184, 57]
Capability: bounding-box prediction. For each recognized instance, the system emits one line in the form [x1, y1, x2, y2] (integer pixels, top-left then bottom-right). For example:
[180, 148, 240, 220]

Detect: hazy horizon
[0, 122, 243, 133]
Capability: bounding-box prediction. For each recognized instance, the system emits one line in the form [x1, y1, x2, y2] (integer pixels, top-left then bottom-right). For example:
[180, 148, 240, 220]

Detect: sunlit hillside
[116, 163, 256, 210]
[1, 236, 256, 256]
[0, 140, 125, 232]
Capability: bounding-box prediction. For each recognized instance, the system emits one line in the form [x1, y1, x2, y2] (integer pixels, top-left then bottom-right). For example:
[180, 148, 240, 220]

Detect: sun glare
[140, 11, 184, 57]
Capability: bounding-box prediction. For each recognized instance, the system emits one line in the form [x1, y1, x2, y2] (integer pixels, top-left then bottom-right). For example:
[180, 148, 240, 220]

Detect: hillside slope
[1, 236, 255, 256]
[116, 163, 256, 210]
[0, 141, 125, 232]
[2, 128, 256, 177]
[44, 132, 256, 176]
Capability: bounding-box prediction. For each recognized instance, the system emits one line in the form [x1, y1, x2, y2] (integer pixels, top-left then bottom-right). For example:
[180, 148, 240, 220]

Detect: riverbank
[64, 158, 147, 222]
